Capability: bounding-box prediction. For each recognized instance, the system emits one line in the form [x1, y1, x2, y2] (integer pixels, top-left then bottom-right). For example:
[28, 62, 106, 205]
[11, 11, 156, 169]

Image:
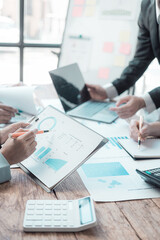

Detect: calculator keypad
[145, 168, 160, 178]
[24, 200, 74, 229]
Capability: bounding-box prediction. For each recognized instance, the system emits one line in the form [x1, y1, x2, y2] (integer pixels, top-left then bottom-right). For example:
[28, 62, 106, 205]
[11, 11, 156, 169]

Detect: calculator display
[78, 197, 93, 225]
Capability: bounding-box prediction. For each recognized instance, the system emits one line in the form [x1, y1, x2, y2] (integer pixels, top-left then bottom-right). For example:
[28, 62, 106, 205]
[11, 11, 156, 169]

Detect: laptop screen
[49, 63, 91, 112]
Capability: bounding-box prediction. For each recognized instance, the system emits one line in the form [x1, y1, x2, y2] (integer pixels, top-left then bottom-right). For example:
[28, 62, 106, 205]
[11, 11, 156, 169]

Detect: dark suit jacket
[112, 0, 160, 109]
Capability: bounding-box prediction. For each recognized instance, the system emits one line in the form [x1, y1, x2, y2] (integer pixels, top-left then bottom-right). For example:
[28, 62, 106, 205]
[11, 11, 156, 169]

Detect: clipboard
[18, 105, 108, 192]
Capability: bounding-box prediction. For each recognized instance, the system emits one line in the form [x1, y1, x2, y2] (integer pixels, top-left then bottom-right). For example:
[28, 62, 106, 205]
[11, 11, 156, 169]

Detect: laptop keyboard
[73, 101, 111, 117]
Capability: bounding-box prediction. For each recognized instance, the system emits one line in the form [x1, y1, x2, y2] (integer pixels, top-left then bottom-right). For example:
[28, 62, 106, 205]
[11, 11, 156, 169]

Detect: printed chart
[21, 106, 105, 189]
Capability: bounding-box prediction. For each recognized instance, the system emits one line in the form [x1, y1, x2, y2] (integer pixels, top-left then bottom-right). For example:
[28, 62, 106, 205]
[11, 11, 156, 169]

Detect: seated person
[0, 122, 37, 183]
[129, 119, 160, 142]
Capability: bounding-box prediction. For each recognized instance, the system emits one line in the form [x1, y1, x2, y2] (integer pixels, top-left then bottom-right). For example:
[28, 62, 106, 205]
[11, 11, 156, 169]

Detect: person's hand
[110, 96, 146, 119]
[1, 129, 38, 165]
[0, 122, 29, 144]
[0, 103, 18, 124]
[86, 84, 108, 101]
[129, 120, 160, 142]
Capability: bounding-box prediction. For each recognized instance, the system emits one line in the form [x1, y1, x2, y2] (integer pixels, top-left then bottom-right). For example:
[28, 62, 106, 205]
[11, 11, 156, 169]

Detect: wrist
[139, 97, 146, 109]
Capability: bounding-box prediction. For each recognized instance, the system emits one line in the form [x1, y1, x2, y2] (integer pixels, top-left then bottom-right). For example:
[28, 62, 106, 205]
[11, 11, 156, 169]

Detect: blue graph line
[38, 117, 56, 130]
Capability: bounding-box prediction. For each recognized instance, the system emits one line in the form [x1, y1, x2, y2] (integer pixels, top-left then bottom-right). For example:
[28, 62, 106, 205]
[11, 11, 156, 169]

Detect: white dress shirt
[104, 0, 159, 114]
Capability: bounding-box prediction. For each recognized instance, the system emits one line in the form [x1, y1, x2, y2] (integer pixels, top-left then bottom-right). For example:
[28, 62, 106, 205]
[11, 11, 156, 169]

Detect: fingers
[116, 96, 131, 107]
[129, 120, 140, 141]
[86, 84, 96, 90]
[110, 106, 131, 119]
[11, 122, 29, 130]
[19, 129, 38, 141]
[0, 104, 17, 113]
[0, 115, 12, 123]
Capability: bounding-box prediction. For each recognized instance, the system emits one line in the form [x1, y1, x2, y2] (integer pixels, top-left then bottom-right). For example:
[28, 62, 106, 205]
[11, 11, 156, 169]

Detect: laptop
[49, 63, 118, 124]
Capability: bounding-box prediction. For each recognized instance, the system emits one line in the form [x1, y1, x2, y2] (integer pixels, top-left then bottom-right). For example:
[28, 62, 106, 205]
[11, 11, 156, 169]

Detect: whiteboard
[59, 0, 142, 86]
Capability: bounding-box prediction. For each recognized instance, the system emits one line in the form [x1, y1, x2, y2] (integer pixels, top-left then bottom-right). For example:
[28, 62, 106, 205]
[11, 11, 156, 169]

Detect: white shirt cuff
[103, 83, 118, 99]
[143, 93, 157, 113]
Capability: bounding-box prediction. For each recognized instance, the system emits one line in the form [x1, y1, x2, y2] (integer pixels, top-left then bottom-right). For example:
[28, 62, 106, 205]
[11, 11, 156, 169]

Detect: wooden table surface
[0, 168, 160, 240]
[1, 85, 160, 240]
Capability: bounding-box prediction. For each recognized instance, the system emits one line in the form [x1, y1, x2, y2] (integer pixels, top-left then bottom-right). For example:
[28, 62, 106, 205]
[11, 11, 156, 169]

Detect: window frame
[0, 0, 61, 82]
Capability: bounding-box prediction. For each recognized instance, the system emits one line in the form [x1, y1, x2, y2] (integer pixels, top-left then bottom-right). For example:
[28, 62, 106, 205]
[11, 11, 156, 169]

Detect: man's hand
[0, 104, 17, 124]
[110, 96, 146, 119]
[1, 129, 37, 165]
[129, 120, 160, 142]
[86, 84, 108, 101]
[0, 122, 29, 144]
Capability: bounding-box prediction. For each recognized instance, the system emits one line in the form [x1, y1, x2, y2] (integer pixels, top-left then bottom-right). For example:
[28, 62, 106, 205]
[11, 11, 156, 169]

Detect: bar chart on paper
[34, 146, 67, 172]
[106, 136, 128, 150]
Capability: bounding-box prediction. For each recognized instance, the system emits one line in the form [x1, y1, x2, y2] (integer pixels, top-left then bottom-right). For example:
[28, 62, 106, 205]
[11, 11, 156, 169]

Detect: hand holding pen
[10, 129, 50, 138]
[138, 116, 144, 148]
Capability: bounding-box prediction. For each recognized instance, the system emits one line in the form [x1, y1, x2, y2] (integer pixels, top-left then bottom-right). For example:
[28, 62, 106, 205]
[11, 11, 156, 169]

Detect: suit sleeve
[148, 87, 160, 109]
[112, 0, 155, 95]
[0, 152, 11, 183]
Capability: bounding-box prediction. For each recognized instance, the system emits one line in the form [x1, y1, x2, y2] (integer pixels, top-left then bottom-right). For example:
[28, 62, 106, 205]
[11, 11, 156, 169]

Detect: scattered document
[78, 156, 160, 202]
[19, 105, 107, 191]
[118, 138, 160, 160]
[0, 86, 37, 115]
[77, 118, 160, 202]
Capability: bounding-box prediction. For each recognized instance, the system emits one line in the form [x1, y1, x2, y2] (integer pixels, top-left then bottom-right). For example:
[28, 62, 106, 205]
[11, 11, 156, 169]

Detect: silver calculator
[23, 196, 97, 232]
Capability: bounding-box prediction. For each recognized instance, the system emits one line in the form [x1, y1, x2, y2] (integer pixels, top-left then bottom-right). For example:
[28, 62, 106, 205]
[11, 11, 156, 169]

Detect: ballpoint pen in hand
[10, 130, 50, 138]
[138, 116, 144, 148]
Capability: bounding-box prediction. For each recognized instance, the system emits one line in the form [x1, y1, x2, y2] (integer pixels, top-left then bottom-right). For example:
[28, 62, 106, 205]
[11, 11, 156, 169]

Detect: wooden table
[0, 168, 160, 240]
[1, 85, 160, 240]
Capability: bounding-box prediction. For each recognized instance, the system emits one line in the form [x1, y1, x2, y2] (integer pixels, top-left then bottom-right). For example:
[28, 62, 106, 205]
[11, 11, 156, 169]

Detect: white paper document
[78, 154, 160, 202]
[78, 118, 160, 202]
[19, 105, 107, 191]
[0, 86, 37, 115]
[118, 138, 160, 159]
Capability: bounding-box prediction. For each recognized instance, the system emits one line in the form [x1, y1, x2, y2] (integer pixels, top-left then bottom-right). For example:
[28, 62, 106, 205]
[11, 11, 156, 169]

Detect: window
[0, 0, 68, 85]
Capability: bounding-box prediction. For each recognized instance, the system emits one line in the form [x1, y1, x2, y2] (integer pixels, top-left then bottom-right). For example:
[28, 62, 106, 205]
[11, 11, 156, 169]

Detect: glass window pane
[24, 48, 59, 85]
[24, 0, 69, 44]
[0, 0, 19, 43]
[0, 47, 19, 84]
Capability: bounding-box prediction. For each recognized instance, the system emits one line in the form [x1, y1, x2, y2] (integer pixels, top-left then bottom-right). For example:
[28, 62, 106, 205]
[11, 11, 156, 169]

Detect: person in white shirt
[87, 0, 160, 119]
[0, 122, 37, 183]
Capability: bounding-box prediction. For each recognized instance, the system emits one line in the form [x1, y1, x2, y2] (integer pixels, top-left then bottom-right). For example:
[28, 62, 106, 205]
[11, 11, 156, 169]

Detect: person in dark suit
[87, 0, 160, 119]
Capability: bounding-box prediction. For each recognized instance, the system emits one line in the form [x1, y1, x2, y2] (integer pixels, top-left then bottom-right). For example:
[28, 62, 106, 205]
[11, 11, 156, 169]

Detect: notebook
[118, 138, 160, 160]
[49, 63, 118, 124]
[18, 105, 108, 192]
